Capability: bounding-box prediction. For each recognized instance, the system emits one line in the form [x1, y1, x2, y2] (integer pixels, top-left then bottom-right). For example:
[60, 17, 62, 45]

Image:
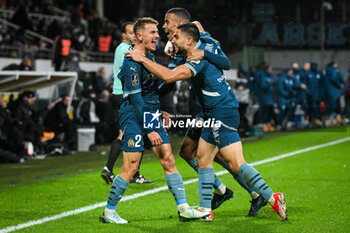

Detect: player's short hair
[166, 8, 191, 22]
[177, 23, 199, 42]
[121, 21, 134, 34]
[133, 17, 159, 34]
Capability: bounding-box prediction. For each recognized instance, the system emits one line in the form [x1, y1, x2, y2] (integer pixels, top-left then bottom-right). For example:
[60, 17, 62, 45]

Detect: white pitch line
[1, 136, 349, 233]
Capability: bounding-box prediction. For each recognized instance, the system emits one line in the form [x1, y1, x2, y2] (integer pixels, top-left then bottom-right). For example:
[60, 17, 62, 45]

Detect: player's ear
[187, 36, 192, 46]
[136, 31, 142, 42]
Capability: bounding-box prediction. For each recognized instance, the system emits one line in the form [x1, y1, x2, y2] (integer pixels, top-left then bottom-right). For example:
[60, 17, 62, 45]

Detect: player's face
[304, 62, 310, 71]
[123, 24, 136, 44]
[171, 29, 189, 55]
[139, 23, 159, 52]
[163, 13, 181, 41]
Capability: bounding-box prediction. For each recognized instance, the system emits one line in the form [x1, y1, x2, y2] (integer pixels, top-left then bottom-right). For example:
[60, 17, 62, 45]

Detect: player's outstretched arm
[125, 50, 193, 83]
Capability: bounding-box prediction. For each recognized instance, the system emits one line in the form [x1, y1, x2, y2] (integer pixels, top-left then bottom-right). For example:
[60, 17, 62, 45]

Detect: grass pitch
[0, 126, 349, 232]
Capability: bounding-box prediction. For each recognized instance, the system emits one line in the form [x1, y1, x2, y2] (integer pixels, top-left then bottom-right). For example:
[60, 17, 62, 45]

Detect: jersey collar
[194, 40, 202, 49]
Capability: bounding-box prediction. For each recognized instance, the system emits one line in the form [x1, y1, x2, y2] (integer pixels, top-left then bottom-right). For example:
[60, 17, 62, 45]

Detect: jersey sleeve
[200, 32, 231, 70]
[119, 60, 142, 95]
[113, 43, 130, 78]
[184, 60, 206, 76]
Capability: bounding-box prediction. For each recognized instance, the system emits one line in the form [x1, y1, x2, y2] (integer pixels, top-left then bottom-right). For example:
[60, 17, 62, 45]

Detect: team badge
[128, 138, 135, 147]
[148, 73, 155, 80]
[131, 74, 139, 86]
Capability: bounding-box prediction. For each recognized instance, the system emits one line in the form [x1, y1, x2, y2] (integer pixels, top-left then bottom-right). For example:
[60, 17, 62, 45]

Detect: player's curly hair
[133, 17, 158, 34]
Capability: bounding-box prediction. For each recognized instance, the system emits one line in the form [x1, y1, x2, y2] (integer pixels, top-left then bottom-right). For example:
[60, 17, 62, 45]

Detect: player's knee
[196, 155, 207, 168]
[160, 154, 176, 170]
[129, 161, 139, 176]
[228, 161, 241, 173]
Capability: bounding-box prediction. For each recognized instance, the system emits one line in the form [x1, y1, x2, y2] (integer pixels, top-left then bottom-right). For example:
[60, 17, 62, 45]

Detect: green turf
[0, 126, 349, 232]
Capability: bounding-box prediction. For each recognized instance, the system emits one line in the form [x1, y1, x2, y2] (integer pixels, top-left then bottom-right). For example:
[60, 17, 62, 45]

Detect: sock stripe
[263, 186, 269, 190]
[110, 192, 116, 195]
[201, 187, 213, 189]
[204, 198, 212, 200]
[259, 183, 267, 189]
[248, 173, 260, 184]
[202, 193, 212, 197]
[252, 177, 262, 186]
[202, 182, 214, 185]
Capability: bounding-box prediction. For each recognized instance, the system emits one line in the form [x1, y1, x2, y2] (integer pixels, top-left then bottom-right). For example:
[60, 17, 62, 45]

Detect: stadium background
[0, 1, 350, 232]
[1, 0, 350, 71]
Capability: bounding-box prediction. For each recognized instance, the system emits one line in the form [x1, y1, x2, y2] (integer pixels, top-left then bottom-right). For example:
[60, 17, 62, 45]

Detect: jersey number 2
[135, 135, 142, 147]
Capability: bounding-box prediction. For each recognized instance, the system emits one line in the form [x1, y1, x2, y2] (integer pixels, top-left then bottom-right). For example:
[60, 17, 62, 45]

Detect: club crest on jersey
[131, 74, 139, 86]
[128, 138, 135, 147]
[148, 73, 155, 80]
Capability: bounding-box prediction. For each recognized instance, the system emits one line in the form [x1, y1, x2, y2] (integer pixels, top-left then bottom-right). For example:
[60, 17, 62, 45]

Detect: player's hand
[161, 111, 172, 128]
[186, 49, 204, 61]
[124, 50, 145, 63]
[147, 131, 163, 146]
[164, 45, 174, 57]
[301, 83, 307, 89]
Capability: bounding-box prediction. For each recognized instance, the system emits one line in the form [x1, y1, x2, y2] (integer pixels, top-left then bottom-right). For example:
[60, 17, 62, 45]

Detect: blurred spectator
[52, 28, 72, 71]
[239, 64, 258, 102]
[345, 67, 350, 124]
[2, 58, 33, 71]
[324, 61, 346, 127]
[234, 81, 250, 136]
[255, 62, 276, 132]
[95, 90, 116, 143]
[304, 61, 323, 127]
[93, 67, 108, 95]
[276, 68, 295, 130]
[76, 89, 108, 144]
[45, 94, 77, 150]
[97, 30, 112, 53]
[13, 91, 54, 153]
[11, 4, 33, 31]
[292, 62, 308, 127]
[47, 19, 62, 39]
[0, 95, 25, 161]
